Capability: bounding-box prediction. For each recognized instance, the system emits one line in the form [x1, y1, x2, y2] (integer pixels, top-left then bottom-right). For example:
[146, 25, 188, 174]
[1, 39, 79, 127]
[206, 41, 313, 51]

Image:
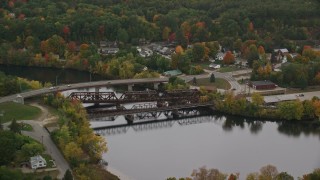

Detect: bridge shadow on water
[93, 112, 320, 139]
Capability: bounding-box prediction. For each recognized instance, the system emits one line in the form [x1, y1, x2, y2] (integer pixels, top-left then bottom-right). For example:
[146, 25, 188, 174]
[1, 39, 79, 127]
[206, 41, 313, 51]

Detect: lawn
[218, 66, 241, 72]
[0, 102, 41, 123]
[191, 78, 231, 90]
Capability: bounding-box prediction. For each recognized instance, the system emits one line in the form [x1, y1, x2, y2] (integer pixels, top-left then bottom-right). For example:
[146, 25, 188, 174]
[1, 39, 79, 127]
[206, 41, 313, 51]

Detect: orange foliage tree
[223, 51, 235, 64]
[258, 45, 265, 55]
[175, 45, 184, 54]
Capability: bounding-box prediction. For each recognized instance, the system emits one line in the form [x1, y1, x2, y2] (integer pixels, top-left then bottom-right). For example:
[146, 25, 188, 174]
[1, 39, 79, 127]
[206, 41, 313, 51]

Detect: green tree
[246, 44, 259, 68]
[277, 100, 304, 120]
[0, 166, 24, 180]
[9, 119, 21, 134]
[192, 43, 205, 62]
[0, 131, 23, 165]
[117, 29, 129, 43]
[21, 142, 45, 157]
[63, 169, 73, 180]
[275, 172, 294, 180]
[210, 73, 215, 82]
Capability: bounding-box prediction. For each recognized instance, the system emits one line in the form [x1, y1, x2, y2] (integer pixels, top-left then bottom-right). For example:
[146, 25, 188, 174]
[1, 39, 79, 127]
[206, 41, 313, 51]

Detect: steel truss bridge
[69, 89, 214, 123]
[68, 89, 200, 104]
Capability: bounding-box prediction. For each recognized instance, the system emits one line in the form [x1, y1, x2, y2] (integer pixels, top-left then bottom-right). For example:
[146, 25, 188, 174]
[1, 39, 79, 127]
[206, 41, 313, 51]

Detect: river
[2, 65, 320, 180]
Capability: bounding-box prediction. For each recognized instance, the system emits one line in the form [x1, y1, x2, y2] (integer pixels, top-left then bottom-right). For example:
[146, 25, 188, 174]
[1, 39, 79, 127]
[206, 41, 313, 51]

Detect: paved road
[21, 120, 70, 179]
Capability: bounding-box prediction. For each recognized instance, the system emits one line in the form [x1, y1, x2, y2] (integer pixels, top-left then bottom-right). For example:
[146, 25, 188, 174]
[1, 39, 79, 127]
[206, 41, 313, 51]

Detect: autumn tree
[277, 100, 304, 120]
[62, 26, 70, 41]
[191, 166, 227, 180]
[258, 45, 265, 55]
[223, 51, 235, 64]
[251, 92, 264, 107]
[313, 100, 320, 120]
[259, 165, 279, 180]
[162, 26, 171, 41]
[175, 45, 184, 54]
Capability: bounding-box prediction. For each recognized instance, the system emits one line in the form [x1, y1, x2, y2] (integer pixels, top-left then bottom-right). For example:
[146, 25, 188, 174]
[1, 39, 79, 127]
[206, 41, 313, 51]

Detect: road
[21, 120, 70, 179]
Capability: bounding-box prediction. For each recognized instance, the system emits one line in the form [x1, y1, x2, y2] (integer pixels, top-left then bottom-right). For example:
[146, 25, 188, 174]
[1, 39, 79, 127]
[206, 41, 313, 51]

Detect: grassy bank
[0, 102, 41, 123]
[192, 78, 231, 90]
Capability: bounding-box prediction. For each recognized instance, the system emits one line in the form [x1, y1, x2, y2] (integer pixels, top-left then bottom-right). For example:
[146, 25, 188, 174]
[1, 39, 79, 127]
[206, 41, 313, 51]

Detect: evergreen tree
[210, 73, 215, 82]
[63, 169, 73, 180]
[9, 119, 21, 134]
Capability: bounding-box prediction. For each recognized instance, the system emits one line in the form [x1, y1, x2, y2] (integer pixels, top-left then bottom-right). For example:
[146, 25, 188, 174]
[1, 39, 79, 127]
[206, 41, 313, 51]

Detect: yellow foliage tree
[64, 142, 84, 161]
[175, 45, 184, 54]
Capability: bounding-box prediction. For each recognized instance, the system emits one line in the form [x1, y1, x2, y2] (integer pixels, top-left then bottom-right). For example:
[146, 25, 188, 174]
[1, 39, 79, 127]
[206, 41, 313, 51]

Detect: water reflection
[94, 113, 320, 139]
[277, 121, 320, 138]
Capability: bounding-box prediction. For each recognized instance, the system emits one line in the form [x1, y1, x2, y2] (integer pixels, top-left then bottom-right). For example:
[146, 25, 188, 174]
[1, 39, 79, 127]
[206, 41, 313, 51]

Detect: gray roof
[264, 94, 297, 103]
[251, 81, 275, 86]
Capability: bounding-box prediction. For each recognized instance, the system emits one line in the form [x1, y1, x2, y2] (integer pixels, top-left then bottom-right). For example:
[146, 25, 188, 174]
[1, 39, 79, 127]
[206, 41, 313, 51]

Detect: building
[246, 94, 298, 105]
[215, 52, 225, 61]
[250, 81, 277, 90]
[30, 155, 47, 169]
[99, 41, 119, 55]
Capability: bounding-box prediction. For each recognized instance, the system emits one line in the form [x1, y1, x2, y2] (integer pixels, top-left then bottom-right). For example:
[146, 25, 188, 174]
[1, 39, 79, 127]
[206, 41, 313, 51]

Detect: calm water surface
[92, 115, 320, 180]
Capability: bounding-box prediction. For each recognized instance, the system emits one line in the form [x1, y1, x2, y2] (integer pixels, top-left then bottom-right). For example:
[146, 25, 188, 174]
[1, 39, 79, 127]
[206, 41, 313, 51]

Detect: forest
[0, 0, 320, 83]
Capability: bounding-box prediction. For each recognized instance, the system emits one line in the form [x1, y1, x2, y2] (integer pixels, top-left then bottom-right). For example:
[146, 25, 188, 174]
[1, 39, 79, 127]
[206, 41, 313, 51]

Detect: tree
[258, 46, 265, 55]
[192, 43, 205, 62]
[9, 119, 21, 134]
[117, 29, 129, 43]
[251, 92, 264, 107]
[21, 142, 44, 157]
[223, 51, 235, 64]
[63, 169, 73, 180]
[191, 166, 227, 180]
[210, 73, 216, 82]
[277, 100, 304, 120]
[259, 165, 279, 180]
[246, 44, 259, 67]
[275, 172, 294, 180]
[313, 100, 320, 120]
[193, 77, 197, 85]
[175, 45, 184, 54]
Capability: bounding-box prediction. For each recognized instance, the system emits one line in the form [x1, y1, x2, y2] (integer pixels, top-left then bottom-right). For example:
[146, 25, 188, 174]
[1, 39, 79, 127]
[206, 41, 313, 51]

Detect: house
[209, 63, 221, 69]
[273, 48, 289, 63]
[250, 81, 277, 90]
[99, 41, 119, 55]
[30, 155, 47, 169]
[215, 52, 225, 61]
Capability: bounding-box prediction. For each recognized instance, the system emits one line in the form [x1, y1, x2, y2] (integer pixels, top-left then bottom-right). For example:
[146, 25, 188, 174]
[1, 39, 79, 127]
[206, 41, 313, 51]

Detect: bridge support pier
[128, 84, 134, 91]
[153, 83, 160, 90]
[94, 87, 100, 106]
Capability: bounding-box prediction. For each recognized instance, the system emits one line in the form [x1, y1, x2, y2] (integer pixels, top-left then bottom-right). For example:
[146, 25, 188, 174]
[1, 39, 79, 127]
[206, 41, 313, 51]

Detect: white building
[30, 155, 47, 169]
[215, 52, 225, 61]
